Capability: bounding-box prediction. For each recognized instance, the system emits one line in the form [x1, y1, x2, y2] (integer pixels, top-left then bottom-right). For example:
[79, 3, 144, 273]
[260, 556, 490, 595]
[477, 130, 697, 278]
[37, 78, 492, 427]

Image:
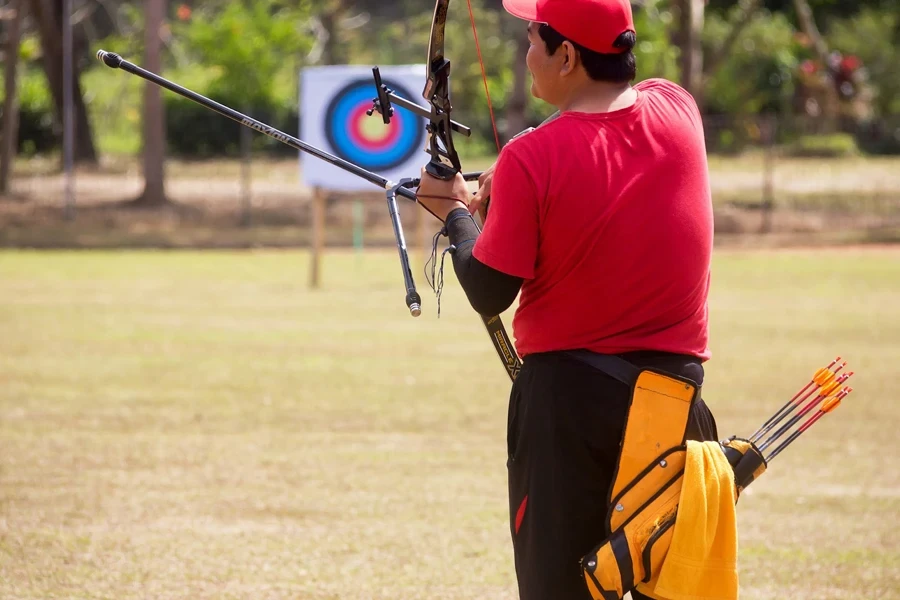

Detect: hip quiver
[566, 352, 768, 600]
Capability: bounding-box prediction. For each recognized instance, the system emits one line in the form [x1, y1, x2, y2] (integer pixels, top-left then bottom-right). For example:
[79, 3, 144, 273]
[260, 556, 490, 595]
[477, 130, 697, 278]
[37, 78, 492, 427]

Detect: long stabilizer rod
[96, 50, 419, 201]
[96, 49, 435, 316]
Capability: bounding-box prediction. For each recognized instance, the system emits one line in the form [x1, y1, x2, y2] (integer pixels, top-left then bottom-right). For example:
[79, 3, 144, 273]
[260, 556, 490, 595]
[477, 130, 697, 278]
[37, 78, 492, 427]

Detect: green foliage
[48, 0, 900, 160]
[632, 1, 680, 83]
[786, 132, 860, 157]
[703, 10, 802, 117]
[13, 70, 58, 156]
[853, 120, 900, 156]
[0, 33, 58, 157]
[162, 0, 314, 156]
[172, 0, 313, 110]
[826, 8, 900, 117]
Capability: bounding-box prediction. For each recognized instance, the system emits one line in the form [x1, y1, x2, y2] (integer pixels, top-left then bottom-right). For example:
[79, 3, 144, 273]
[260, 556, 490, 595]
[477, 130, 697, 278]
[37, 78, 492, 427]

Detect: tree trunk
[319, 0, 348, 65]
[29, 0, 97, 164]
[503, 30, 530, 144]
[792, 0, 840, 125]
[135, 0, 167, 206]
[0, 0, 24, 194]
[676, 0, 705, 106]
[793, 0, 830, 67]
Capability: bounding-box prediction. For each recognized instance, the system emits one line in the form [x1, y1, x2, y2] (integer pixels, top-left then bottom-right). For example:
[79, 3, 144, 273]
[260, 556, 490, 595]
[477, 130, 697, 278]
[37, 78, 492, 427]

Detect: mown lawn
[1, 247, 898, 599]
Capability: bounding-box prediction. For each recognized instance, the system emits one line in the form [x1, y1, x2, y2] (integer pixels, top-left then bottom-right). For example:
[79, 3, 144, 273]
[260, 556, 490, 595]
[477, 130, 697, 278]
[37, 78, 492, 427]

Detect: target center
[358, 113, 393, 142]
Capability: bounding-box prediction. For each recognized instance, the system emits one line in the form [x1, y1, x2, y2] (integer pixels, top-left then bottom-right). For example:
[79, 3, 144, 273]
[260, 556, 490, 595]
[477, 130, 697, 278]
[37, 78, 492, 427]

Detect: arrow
[758, 371, 854, 452]
[765, 387, 853, 461]
[750, 357, 844, 443]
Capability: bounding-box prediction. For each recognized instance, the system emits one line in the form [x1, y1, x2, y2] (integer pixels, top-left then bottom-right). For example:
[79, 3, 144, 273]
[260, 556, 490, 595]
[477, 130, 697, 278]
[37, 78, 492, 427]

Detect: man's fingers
[468, 192, 484, 215]
[478, 163, 495, 188]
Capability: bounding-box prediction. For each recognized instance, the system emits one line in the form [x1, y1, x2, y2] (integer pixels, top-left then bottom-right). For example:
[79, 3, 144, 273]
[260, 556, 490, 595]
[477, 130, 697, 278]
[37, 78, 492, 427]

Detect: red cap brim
[502, 0, 541, 22]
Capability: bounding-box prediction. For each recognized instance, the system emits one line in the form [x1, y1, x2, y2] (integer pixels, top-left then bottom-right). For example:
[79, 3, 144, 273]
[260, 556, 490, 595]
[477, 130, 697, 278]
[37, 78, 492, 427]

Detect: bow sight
[367, 67, 473, 141]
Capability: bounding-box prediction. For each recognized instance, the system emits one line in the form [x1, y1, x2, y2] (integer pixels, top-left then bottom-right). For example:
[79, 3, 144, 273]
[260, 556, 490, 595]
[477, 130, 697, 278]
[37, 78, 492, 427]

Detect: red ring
[347, 103, 403, 152]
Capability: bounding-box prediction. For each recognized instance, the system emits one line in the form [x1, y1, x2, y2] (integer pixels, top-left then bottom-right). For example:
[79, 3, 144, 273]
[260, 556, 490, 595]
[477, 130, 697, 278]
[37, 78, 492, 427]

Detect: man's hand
[470, 162, 495, 220]
[415, 167, 470, 222]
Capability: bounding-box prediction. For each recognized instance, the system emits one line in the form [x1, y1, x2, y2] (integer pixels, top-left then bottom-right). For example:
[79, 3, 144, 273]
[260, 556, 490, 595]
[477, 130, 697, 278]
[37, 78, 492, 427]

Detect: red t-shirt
[473, 78, 713, 361]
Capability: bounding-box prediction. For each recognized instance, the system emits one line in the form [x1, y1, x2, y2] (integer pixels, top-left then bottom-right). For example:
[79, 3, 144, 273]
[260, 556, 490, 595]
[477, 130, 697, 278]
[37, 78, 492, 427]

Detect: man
[415, 0, 719, 598]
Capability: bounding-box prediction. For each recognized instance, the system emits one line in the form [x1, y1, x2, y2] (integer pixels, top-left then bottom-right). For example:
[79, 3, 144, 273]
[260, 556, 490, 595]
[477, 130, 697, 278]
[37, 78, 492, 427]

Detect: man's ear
[559, 41, 578, 76]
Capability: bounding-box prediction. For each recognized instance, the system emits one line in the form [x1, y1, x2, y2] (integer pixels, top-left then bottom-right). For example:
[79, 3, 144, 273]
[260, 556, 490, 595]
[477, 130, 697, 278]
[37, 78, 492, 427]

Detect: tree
[503, 30, 529, 144]
[0, 0, 24, 194]
[28, 0, 97, 164]
[672, 0, 705, 102]
[702, 0, 764, 84]
[134, 0, 167, 206]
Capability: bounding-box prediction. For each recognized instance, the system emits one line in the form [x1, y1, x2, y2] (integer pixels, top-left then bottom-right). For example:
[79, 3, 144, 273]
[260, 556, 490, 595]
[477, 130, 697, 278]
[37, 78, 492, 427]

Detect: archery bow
[426, 0, 521, 382]
[367, 0, 520, 382]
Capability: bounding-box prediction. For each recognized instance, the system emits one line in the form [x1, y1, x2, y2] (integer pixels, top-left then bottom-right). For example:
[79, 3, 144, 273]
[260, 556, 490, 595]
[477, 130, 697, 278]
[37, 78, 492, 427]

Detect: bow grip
[425, 160, 458, 181]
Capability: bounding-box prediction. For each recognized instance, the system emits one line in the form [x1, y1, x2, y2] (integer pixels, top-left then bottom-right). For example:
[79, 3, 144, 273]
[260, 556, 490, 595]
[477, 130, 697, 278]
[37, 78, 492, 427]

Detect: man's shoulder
[502, 112, 571, 154]
[497, 119, 555, 164]
[634, 77, 689, 95]
[634, 78, 701, 114]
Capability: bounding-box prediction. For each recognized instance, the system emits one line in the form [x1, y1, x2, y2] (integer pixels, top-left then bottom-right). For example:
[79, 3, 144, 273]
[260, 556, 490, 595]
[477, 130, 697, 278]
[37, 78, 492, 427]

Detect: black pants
[506, 350, 719, 600]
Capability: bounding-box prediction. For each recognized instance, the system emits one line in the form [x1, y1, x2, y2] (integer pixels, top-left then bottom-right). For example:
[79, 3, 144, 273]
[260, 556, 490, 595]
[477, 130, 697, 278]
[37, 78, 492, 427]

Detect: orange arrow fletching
[813, 367, 834, 385]
[822, 386, 852, 412]
[820, 380, 841, 396]
[820, 397, 841, 413]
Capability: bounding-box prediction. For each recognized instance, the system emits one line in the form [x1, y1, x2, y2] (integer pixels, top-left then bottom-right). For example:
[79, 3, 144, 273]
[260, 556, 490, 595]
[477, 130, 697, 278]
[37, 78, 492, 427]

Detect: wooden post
[239, 104, 252, 226]
[760, 115, 777, 234]
[310, 187, 326, 288]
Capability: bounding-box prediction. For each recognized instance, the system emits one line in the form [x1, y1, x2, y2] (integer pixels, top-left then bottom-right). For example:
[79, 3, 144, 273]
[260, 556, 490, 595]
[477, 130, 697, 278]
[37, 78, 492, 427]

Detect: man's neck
[558, 81, 637, 114]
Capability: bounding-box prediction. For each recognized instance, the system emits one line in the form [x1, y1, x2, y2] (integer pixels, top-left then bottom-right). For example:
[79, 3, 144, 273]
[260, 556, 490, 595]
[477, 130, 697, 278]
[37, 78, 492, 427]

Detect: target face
[324, 79, 423, 172]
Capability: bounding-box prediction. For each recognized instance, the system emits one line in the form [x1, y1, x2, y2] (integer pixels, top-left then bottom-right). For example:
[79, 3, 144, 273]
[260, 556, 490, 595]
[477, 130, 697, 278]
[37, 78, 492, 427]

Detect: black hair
[538, 25, 637, 83]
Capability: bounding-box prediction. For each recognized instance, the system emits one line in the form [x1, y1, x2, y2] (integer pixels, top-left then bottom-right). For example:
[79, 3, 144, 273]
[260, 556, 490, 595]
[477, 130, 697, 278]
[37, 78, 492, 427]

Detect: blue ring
[324, 79, 424, 172]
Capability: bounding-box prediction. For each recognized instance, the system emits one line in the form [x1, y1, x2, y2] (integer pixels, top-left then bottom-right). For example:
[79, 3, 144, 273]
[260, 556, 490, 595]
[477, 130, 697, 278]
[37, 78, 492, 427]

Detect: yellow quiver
[565, 352, 767, 600]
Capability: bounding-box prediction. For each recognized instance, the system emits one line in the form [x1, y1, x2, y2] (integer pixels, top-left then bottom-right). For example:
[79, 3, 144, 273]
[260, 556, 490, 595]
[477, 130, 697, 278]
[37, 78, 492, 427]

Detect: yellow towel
[642, 440, 740, 600]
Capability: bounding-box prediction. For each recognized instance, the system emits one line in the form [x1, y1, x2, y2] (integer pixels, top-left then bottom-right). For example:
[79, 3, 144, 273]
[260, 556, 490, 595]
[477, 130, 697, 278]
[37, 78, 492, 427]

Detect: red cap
[502, 0, 635, 54]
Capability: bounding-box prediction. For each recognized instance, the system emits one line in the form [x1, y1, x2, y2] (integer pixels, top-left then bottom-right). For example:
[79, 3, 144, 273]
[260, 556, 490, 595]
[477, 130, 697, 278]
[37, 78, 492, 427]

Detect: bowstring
[423, 0, 503, 316]
[465, 0, 502, 155]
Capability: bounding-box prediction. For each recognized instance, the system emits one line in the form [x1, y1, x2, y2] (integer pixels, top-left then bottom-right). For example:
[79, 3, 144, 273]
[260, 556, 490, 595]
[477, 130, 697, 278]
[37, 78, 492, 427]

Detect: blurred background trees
[1, 0, 899, 173]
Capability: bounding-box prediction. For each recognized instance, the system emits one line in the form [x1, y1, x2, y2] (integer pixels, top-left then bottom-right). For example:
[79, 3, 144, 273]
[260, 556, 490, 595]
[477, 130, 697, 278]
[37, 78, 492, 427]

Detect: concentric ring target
[324, 78, 423, 172]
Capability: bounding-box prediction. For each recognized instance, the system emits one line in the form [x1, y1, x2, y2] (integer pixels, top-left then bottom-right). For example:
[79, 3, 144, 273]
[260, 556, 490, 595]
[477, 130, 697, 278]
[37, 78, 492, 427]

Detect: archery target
[325, 79, 421, 172]
[300, 65, 426, 192]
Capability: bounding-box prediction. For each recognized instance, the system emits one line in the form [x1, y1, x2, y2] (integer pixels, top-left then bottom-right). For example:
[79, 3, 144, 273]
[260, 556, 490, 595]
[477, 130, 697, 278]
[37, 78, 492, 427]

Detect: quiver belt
[565, 351, 768, 600]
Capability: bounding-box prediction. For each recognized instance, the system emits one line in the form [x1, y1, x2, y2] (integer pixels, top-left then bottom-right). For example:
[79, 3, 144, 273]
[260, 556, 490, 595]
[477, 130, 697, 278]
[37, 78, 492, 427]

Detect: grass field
[1, 247, 899, 599]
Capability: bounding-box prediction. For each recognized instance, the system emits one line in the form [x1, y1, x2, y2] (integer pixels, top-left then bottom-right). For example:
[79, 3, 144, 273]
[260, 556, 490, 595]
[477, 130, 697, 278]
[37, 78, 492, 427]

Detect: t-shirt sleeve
[472, 146, 540, 280]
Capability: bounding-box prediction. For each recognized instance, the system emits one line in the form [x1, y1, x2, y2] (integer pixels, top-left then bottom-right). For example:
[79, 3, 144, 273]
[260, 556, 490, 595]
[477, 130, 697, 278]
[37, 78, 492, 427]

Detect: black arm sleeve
[443, 207, 524, 316]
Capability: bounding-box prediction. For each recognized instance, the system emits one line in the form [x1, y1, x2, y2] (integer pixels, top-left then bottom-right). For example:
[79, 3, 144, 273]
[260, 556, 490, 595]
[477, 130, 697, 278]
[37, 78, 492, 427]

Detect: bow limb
[422, 0, 462, 181]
